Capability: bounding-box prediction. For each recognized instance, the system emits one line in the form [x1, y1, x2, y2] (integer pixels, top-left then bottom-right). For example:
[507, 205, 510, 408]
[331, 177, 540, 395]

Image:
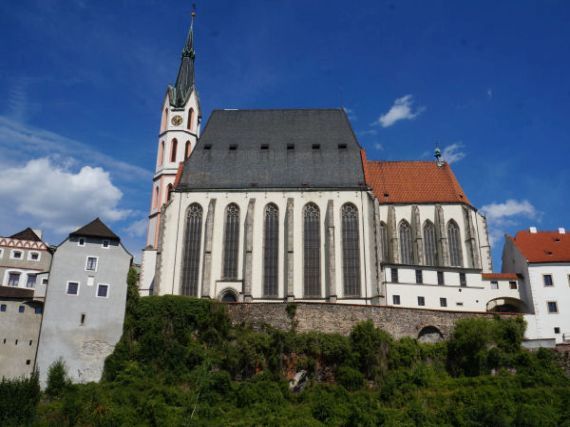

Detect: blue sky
[1, 0, 569, 268]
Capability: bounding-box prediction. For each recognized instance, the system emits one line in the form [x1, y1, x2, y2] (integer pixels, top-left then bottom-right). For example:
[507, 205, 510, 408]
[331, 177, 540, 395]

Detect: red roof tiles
[511, 230, 570, 263]
[365, 161, 471, 205]
[482, 273, 518, 281]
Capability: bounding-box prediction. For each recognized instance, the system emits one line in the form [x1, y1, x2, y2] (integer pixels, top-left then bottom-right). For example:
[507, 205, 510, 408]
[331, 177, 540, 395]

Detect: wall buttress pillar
[243, 199, 256, 302]
[201, 199, 216, 298]
[325, 200, 337, 302]
[285, 198, 295, 301]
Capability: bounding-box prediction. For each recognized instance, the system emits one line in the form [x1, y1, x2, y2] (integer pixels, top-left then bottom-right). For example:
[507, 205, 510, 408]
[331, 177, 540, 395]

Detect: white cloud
[0, 158, 130, 235]
[480, 199, 540, 247]
[343, 107, 357, 121]
[124, 218, 148, 238]
[378, 95, 425, 128]
[374, 143, 384, 151]
[357, 129, 378, 137]
[441, 143, 467, 164]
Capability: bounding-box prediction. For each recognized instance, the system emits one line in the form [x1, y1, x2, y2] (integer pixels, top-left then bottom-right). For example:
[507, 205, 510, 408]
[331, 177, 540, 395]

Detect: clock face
[171, 115, 183, 126]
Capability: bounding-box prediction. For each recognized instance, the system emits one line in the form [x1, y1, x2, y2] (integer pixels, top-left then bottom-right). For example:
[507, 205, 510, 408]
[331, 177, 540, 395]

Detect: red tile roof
[511, 230, 570, 263]
[482, 273, 518, 281]
[365, 161, 471, 205]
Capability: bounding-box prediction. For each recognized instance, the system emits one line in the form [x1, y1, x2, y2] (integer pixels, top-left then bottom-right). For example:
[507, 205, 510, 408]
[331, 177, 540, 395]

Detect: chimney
[559, 227, 566, 234]
[32, 229, 43, 239]
[529, 227, 537, 234]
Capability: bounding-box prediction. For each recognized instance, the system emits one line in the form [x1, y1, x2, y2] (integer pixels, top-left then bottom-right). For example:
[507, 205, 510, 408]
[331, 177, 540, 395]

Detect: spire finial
[434, 144, 444, 167]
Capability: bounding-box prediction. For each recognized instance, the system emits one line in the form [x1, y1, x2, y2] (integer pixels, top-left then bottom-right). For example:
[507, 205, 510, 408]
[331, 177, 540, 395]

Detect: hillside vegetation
[4, 291, 570, 426]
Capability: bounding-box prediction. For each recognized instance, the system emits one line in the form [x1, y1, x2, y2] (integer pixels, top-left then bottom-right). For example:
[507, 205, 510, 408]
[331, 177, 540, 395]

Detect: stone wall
[226, 302, 515, 340]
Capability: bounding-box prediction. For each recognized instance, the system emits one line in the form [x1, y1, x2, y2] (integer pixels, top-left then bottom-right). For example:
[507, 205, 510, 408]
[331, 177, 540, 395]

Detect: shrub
[0, 371, 40, 426]
[336, 366, 364, 391]
[46, 359, 70, 398]
[350, 320, 392, 381]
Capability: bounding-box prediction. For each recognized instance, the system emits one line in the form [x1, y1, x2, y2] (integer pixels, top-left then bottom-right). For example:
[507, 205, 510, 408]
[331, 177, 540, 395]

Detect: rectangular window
[8, 272, 20, 287]
[547, 301, 558, 313]
[554, 327, 560, 334]
[97, 284, 109, 298]
[415, 270, 423, 284]
[34, 306, 42, 315]
[19, 306, 25, 313]
[391, 268, 399, 283]
[26, 274, 37, 288]
[440, 298, 447, 307]
[568, 274, 570, 287]
[437, 271, 444, 286]
[392, 295, 400, 305]
[11, 250, 22, 260]
[509, 281, 517, 290]
[543, 274, 553, 287]
[78, 238, 85, 246]
[102, 240, 110, 248]
[67, 282, 79, 295]
[418, 296, 425, 306]
[0, 304, 6, 312]
[491, 281, 499, 290]
[456, 302, 464, 306]
[460, 273, 467, 287]
[28, 251, 40, 261]
[42, 278, 48, 285]
[85, 256, 98, 271]
[80, 313, 86, 325]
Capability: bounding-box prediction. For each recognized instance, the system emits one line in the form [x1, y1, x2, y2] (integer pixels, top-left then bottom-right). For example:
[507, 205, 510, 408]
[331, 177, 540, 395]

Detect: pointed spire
[172, 5, 197, 107]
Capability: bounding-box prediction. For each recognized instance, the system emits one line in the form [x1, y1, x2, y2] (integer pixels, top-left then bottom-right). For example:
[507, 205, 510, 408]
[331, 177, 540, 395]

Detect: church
[139, 14, 523, 314]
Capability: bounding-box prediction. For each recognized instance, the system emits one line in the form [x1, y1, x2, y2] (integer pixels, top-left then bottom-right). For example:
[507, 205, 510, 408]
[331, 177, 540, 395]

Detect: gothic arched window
[342, 203, 361, 297]
[222, 204, 240, 279]
[263, 204, 279, 297]
[187, 108, 194, 131]
[181, 203, 203, 296]
[423, 221, 437, 266]
[161, 108, 168, 132]
[185, 140, 191, 159]
[380, 221, 389, 262]
[399, 220, 413, 264]
[303, 203, 321, 297]
[448, 220, 463, 267]
[153, 186, 160, 209]
[170, 138, 178, 162]
[158, 141, 165, 166]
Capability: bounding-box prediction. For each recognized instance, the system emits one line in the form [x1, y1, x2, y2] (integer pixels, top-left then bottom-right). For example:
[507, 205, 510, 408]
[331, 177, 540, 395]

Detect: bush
[350, 320, 392, 381]
[336, 366, 364, 391]
[0, 371, 40, 426]
[46, 359, 70, 398]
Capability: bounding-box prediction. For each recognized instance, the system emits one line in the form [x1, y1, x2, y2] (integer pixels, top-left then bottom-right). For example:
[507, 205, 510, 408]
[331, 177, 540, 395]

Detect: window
[97, 284, 109, 298]
[28, 251, 40, 261]
[392, 295, 401, 305]
[509, 281, 517, 290]
[170, 138, 178, 162]
[8, 272, 20, 287]
[379, 221, 389, 261]
[437, 271, 444, 286]
[26, 360, 31, 365]
[391, 268, 399, 283]
[80, 313, 86, 325]
[0, 304, 6, 312]
[11, 250, 23, 260]
[342, 203, 361, 297]
[29, 340, 32, 346]
[448, 221, 463, 267]
[287, 143, 295, 150]
[543, 274, 553, 287]
[456, 302, 464, 306]
[102, 240, 110, 248]
[568, 274, 570, 287]
[263, 204, 279, 297]
[554, 327, 560, 334]
[303, 203, 321, 297]
[338, 143, 347, 150]
[547, 301, 558, 313]
[187, 108, 194, 130]
[459, 273, 467, 287]
[399, 221, 413, 264]
[66, 282, 79, 295]
[491, 281, 499, 290]
[440, 298, 447, 307]
[229, 144, 238, 151]
[415, 270, 423, 284]
[26, 274, 37, 288]
[42, 278, 48, 285]
[78, 237, 85, 246]
[85, 256, 98, 272]
[185, 140, 191, 159]
[158, 140, 165, 166]
[35, 306, 42, 314]
[181, 204, 203, 296]
[18, 306, 25, 313]
[423, 221, 437, 266]
[418, 296, 425, 306]
[167, 184, 174, 202]
[223, 204, 240, 280]
[203, 144, 212, 150]
[312, 144, 321, 150]
[260, 144, 269, 150]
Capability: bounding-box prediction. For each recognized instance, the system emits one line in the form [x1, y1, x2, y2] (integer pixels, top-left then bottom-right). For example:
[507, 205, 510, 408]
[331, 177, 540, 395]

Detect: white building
[502, 227, 570, 344]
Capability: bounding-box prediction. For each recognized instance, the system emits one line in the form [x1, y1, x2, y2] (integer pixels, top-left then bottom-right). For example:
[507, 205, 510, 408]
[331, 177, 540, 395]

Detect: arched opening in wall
[187, 108, 194, 130]
[379, 221, 389, 262]
[161, 108, 168, 132]
[153, 186, 160, 209]
[423, 220, 437, 266]
[486, 297, 526, 313]
[220, 289, 238, 303]
[263, 203, 279, 297]
[181, 203, 203, 296]
[341, 203, 361, 297]
[185, 140, 191, 159]
[166, 184, 174, 202]
[448, 220, 463, 267]
[222, 204, 240, 280]
[399, 220, 413, 264]
[418, 326, 444, 344]
[170, 139, 178, 162]
[303, 202, 321, 297]
[158, 141, 165, 166]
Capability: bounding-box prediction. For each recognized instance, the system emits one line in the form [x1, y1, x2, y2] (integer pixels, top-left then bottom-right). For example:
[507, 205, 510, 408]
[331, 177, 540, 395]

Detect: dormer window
[312, 144, 320, 150]
[260, 144, 269, 150]
[338, 143, 347, 150]
[78, 238, 85, 247]
[287, 144, 295, 150]
[229, 144, 238, 151]
[102, 240, 110, 249]
[203, 144, 212, 150]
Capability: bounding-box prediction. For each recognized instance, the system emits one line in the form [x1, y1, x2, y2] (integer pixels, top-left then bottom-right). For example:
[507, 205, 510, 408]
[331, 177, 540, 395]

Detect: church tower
[140, 10, 201, 294]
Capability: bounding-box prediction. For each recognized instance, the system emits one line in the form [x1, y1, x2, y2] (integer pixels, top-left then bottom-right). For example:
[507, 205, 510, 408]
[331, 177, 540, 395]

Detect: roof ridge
[210, 108, 345, 112]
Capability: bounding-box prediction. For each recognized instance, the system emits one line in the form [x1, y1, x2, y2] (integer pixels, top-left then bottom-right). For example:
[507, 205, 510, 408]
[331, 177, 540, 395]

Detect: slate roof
[69, 218, 120, 241]
[510, 230, 570, 263]
[10, 228, 42, 242]
[364, 161, 471, 205]
[178, 109, 366, 190]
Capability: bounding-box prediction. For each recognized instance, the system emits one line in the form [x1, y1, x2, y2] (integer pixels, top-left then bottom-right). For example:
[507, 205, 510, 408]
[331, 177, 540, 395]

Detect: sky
[0, 0, 569, 268]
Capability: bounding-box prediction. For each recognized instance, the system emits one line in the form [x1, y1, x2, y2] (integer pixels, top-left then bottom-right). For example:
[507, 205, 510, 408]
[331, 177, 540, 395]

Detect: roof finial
[434, 144, 444, 167]
[182, 4, 196, 59]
